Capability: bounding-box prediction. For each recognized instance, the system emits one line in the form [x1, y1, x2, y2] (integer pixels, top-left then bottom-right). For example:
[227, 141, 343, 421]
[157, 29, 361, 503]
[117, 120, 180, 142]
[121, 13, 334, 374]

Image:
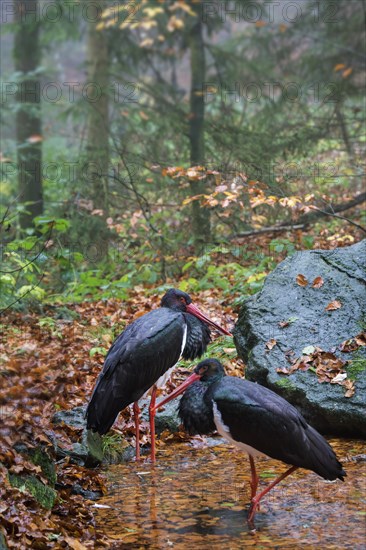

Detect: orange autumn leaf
[312, 276, 324, 288]
[339, 331, 366, 352]
[325, 300, 342, 311]
[342, 67, 353, 78]
[355, 332, 366, 346]
[344, 378, 355, 398]
[296, 274, 308, 287]
[266, 338, 277, 350]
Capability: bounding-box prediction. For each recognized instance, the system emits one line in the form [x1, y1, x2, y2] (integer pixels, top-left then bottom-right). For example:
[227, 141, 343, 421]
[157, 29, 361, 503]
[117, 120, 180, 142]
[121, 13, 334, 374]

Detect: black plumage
[174, 359, 345, 526]
[86, 290, 230, 461]
[87, 308, 185, 434]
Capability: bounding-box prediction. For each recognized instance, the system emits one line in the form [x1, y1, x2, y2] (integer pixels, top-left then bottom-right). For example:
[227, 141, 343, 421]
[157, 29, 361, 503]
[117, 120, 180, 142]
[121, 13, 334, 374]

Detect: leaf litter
[0, 290, 236, 548]
[276, 338, 363, 397]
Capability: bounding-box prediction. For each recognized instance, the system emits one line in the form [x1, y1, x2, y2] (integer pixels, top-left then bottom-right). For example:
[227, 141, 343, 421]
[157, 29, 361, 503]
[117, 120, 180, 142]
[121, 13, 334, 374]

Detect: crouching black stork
[86, 290, 231, 461]
[157, 359, 345, 528]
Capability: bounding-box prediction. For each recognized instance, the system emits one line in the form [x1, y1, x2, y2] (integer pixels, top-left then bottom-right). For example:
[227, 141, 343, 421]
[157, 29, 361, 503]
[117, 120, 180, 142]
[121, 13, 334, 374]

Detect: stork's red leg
[133, 401, 141, 461]
[248, 455, 259, 500]
[248, 465, 298, 528]
[149, 385, 158, 462]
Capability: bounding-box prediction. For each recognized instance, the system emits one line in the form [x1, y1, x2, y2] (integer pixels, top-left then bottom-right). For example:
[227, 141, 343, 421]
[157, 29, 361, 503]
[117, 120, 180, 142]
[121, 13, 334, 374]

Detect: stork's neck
[181, 313, 211, 361]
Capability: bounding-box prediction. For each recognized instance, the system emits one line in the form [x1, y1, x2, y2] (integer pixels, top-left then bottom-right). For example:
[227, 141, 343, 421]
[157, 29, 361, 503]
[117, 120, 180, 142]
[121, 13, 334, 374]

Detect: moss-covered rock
[234, 240, 366, 437]
[13, 444, 56, 486]
[52, 405, 134, 465]
[8, 473, 57, 510]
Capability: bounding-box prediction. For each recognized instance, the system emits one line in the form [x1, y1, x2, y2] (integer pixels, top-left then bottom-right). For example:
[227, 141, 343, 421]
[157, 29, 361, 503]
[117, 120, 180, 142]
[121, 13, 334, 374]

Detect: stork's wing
[211, 378, 345, 480]
[86, 308, 185, 434]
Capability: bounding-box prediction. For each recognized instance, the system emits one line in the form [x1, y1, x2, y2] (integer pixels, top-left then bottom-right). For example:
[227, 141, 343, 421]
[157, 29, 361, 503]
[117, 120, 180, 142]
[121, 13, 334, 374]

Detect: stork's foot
[247, 496, 260, 529]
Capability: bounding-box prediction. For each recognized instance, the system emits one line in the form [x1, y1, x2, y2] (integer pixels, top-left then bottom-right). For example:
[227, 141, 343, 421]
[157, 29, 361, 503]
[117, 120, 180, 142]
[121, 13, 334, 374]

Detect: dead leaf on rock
[265, 338, 277, 350]
[340, 331, 366, 352]
[355, 332, 366, 346]
[296, 274, 308, 287]
[325, 300, 342, 311]
[277, 344, 353, 398]
[312, 276, 324, 288]
[344, 379, 355, 398]
[276, 367, 290, 374]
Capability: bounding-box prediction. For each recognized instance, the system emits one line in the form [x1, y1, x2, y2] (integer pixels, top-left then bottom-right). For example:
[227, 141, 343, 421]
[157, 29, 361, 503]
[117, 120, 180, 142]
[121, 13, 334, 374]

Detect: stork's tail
[307, 425, 346, 481]
[86, 377, 127, 435]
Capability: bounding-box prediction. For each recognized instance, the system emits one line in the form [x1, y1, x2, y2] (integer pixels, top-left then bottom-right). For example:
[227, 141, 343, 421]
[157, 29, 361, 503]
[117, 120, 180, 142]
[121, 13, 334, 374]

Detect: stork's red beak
[155, 372, 201, 410]
[186, 303, 232, 336]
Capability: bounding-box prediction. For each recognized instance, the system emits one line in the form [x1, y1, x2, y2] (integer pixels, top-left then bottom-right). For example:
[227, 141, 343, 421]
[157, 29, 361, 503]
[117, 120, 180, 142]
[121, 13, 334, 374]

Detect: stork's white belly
[212, 402, 266, 458]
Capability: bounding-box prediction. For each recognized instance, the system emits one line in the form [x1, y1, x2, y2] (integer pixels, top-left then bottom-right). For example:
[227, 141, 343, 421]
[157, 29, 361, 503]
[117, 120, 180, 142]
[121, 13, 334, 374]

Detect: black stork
[86, 290, 231, 461]
[157, 359, 346, 527]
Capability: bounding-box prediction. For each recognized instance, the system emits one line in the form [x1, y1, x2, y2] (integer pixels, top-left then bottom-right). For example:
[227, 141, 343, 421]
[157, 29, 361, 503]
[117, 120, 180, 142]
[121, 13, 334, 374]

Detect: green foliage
[38, 317, 63, 339]
[1, 0, 363, 311]
[269, 238, 296, 257]
[346, 357, 366, 381]
[89, 346, 108, 357]
[0, 217, 72, 312]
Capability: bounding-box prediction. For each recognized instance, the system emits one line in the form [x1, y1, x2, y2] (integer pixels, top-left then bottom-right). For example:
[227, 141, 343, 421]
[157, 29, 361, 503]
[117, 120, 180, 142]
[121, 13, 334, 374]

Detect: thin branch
[233, 224, 306, 239]
[232, 192, 366, 238]
[0, 273, 46, 316]
[308, 206, 366, 233]
[0, 222, 54, 274]
[286, 192, 366, 228]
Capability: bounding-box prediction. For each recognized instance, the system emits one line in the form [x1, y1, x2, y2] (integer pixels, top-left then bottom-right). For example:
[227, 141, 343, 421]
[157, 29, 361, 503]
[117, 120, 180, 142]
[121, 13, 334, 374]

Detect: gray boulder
[234, 240, 366, 437]
[52, 406, 134, 466]
[140, 397, 182, 434]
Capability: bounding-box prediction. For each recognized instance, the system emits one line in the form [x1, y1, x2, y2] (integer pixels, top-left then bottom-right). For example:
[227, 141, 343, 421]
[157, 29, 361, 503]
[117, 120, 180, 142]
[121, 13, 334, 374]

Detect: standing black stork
[86, 290, 231, 461]
[157, 359, 345, 528]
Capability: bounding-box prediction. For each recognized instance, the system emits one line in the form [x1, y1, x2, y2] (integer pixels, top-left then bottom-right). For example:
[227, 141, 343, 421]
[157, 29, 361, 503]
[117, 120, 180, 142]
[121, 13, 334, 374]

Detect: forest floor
[1, 221, 365, 549]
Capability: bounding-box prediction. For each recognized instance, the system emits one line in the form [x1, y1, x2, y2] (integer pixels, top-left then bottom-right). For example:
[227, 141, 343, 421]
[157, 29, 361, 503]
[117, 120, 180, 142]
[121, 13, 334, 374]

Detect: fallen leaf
[296, 274, 308, 287]
[266, 339, 277, 350]
[339, 331, 366, 352]
[325, 300, 342, 311]
[355, 332, 366, 346]
[312, 276, 324, 288]
[302, 345, 316, 355]
[276, 367, 289, 374]
[331, 373, 347, 384]
[344, 379, 355, 398]
[64, 537, 88, 550]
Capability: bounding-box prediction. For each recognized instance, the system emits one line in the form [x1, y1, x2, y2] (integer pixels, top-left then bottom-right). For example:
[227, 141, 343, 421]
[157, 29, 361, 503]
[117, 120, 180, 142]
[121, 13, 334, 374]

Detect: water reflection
[95, 437, 366, 548]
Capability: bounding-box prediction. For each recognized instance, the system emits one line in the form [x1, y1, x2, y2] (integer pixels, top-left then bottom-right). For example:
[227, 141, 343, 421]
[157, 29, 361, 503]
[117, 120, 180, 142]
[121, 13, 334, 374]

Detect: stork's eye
[180, 297, 186, 304]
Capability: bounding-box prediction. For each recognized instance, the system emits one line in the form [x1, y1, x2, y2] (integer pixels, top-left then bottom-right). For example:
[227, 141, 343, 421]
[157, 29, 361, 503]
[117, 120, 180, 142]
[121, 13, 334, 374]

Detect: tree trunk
[14, 0, 43, 229]
[86, 2, 110, 213]
[335, 104, 355, 160]
[189, 11, 210, 248]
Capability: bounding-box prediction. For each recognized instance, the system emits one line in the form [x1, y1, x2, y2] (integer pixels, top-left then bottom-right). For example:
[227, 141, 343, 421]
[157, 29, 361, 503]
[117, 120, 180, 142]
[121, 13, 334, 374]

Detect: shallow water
[95, 437, 366, 549]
